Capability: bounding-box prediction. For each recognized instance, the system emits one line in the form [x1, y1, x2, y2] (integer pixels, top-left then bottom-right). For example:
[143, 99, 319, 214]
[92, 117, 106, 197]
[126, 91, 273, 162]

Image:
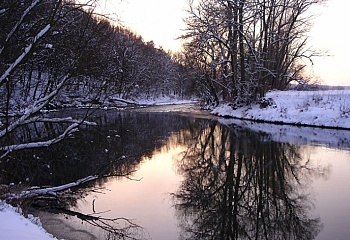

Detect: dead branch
[50, 207, 145, 240]
[0, 122, 79, 159]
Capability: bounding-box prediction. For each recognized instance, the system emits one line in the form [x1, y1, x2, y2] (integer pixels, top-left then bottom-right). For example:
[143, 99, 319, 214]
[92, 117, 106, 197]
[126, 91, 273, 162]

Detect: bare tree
[181, 0, 325, 105]
[0, 0, 105, 159]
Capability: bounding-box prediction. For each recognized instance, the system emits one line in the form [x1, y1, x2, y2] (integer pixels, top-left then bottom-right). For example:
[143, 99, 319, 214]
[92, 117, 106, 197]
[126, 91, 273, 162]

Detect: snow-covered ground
[136, 96, 198, 106]
[0, 201, 56, 240]
[212, 90, 350, 129]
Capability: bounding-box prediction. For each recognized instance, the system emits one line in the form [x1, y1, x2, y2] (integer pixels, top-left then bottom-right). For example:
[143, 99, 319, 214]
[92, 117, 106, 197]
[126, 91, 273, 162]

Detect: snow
[218, 117, 350, 149]
[0, 175, 99, 239]
[0, 201, 56, 240]
[45, 43, 53, 49]
[212, 90, 350, 129]
[136, 96, 198, 106]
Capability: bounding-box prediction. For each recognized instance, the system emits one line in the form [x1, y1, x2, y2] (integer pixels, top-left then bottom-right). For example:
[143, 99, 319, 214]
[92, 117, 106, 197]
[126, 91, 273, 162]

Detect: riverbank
[212, 90, 350, 130]
[0, 201, 56, 240]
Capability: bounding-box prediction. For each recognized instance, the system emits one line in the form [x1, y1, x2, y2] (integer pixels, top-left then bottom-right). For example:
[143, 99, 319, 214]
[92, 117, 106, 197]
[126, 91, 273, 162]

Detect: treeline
[180, 0, 322, 106]
[0, 0, 196, 114]
[0, 0, 324, 156]
[0, 0, 197, 158]
[0, 0, 323, 114]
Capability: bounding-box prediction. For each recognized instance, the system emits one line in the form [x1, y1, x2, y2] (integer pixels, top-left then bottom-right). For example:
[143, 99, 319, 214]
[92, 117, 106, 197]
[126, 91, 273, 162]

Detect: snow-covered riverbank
[212, 90, 350, 130]
[0, 201, 56, 240]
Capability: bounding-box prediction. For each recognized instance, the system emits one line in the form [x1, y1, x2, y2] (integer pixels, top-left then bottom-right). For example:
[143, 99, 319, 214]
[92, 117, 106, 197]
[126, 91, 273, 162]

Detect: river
[2, 104, 350, 240]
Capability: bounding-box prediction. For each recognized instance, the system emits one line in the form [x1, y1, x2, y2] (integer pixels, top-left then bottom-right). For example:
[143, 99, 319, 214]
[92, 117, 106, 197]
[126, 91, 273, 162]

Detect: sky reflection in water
[309, 147, 350, 240]
[81, 142, 185, 240]
[75, 112, 350, 240]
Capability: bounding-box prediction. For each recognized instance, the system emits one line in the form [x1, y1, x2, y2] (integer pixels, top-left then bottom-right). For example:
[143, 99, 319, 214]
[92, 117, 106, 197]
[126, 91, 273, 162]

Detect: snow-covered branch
[0, 0, 41, 55]
[19, 175, 98, 199]
[0, 24, 51, 88]
[108, 98, 138, 105]
[0, 8, 7, 15]
[0, 122, 79, 159]
[0, 74, 69, 138]
[4, 0, 42, 44]
[18, 117, 97, 126]
[2, 171, 143, 239]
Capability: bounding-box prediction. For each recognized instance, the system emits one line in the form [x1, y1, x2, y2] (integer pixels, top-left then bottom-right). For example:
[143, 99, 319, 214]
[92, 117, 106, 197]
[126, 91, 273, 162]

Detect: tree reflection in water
[173, 122, 323, 240]
[0, 110, 197, 186]
[0, 110, 205, 240]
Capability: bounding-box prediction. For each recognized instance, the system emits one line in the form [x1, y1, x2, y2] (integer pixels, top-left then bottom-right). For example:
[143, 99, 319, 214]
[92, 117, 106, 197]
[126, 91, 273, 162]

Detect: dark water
[1, 106, 350, 240]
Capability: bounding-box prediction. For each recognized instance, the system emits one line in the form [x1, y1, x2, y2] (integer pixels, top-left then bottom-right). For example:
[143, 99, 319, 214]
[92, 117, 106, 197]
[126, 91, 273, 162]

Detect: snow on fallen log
[0, 123, 78, 159]
[0, 119, 97, 159]
[5, 175, 98, 200]
[108, 98, 138, 105]
[20, 117, 97, 125]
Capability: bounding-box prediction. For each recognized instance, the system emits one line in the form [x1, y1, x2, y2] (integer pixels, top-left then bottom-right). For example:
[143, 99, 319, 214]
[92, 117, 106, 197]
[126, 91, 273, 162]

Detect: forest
[0, 0, 323, 157]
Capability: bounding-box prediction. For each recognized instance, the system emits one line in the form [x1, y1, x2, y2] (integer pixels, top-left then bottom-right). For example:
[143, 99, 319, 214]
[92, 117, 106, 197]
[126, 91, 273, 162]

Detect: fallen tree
[0, 155, 145, 240]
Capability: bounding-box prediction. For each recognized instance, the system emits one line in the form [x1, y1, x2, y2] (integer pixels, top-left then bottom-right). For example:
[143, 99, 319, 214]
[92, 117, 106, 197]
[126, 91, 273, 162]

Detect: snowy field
[212, 90, 350, 129]
[0, 201, 56, 240]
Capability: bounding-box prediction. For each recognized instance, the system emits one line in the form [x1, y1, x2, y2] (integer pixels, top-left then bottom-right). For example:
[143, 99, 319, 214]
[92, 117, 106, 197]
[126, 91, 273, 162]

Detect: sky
[100, 0, 350, 86]
[307, 0, 350, 86]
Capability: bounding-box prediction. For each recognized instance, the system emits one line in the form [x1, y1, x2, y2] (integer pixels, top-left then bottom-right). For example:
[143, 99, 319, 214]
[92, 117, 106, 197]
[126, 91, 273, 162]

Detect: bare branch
[0, 74, 69, 138]
[0, 24, 51, 88]
[0, 122, 79, 159]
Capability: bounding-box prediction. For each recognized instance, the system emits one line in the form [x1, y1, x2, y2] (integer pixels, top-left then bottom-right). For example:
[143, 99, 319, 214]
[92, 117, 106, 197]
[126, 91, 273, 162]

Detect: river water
[2, 104, 350, 240]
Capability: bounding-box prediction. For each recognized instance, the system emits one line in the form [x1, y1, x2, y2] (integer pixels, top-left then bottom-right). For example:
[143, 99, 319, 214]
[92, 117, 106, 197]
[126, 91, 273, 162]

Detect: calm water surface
[2, 106, 350, 240]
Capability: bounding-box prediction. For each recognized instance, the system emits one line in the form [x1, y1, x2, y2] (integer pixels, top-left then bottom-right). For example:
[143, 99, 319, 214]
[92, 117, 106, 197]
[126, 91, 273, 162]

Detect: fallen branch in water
[3, 175, 98, 200]
[1, 160, 146, 240]
[0, 119, 97, 159]
[47, 207, 145, 240]
[2, 154, 136, 201]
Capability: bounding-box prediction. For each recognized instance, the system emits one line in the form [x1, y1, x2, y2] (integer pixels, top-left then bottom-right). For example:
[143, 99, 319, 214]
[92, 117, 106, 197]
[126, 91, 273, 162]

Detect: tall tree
[182, 0, 324, 106]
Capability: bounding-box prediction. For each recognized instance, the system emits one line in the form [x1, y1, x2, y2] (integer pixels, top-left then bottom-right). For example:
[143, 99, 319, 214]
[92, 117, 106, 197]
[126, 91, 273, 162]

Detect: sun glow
[80, 132, 187, 239]
[308, 0, 350, 86]
[99, 0, 188, 51]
